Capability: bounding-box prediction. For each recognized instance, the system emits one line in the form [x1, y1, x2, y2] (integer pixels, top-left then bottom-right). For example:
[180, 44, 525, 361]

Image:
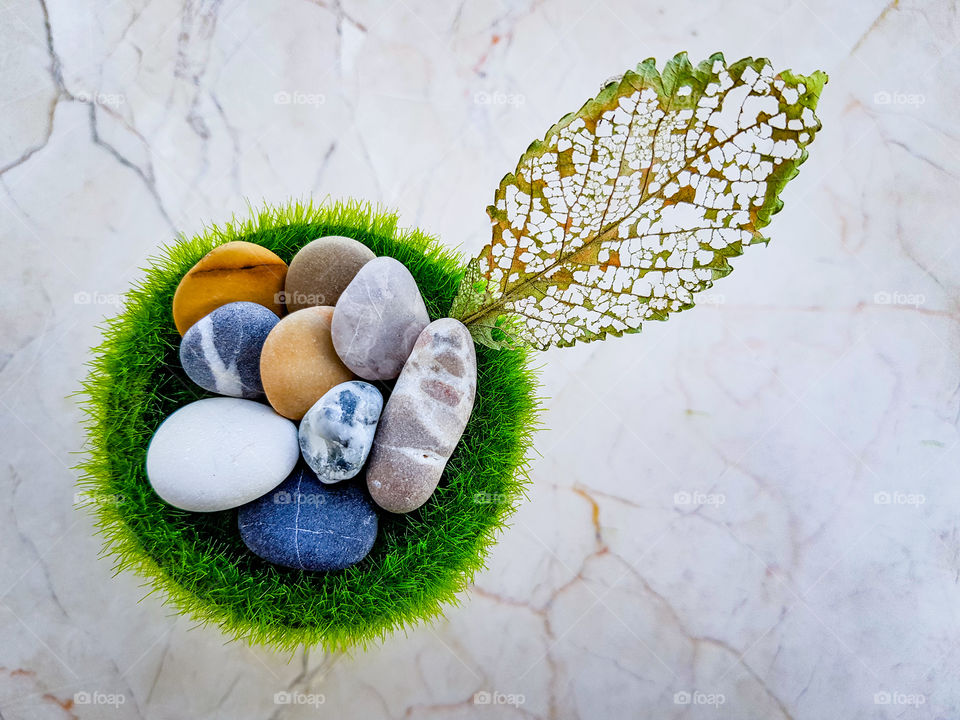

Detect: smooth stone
[179, 301, 279, 398]
[260, 306, 353, 420]
[366, 318, 477, 513]
[331, 256, 430, 380]
[299, 381, 383, 483]
[284, 236, 376, 312]
[238, 466, 378, 571]
[146, 397, 299, 512]
[172, 241, 287, 335]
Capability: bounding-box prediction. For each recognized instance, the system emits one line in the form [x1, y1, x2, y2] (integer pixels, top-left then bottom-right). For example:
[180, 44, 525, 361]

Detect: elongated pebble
[366, 318, 477, 513]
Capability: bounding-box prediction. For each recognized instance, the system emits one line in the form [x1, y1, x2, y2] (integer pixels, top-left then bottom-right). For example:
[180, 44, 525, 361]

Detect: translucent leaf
[452, 52, 827, 350]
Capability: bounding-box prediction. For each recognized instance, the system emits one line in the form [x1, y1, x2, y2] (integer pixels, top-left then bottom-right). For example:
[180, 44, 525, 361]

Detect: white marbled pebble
[299, 381, 383, 483]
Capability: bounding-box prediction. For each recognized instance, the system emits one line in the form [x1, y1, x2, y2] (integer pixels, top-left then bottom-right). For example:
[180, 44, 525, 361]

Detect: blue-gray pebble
[238, 466, 378, 571]
[179, 301, 279, 398]
[299, 381, 383, 483]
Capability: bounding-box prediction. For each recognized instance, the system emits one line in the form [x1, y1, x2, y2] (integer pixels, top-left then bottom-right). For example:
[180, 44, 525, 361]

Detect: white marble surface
[1, 0, 959, 717]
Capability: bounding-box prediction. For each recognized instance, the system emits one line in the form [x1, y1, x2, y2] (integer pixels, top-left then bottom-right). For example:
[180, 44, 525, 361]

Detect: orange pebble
[172, 241, 287, 335]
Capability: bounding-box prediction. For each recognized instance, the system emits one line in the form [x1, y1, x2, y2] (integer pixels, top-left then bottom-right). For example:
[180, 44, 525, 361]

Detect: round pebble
[284, 236, 376, 312]
[179, 301, 279, 398]
[146, 397, 299, 512]
[260, 306, 353, 420]
[172, 241, 287, 335]
[238, 467, 379, 571]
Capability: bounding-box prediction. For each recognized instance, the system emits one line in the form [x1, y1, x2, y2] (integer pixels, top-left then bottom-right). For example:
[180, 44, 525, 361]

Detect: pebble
[259, 306, 353, 420]
[331, 256, 429, 380]
[366, 318, 477, 513]
[172, 240, 288, 335]
[146, 398, 299, 512]
[284, 236, 376, 312]
[179, 301, 279, 398]
[299, 381, 383, 483]
[238, 466, 378, 571]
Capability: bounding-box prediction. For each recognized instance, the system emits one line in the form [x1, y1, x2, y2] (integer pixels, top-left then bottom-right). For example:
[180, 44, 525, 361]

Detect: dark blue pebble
[238, 466, 379, 571]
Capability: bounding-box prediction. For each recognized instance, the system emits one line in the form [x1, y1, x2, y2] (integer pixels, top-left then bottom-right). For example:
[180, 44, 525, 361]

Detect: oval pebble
[172, 241, 287, 335]
[284, 236, 376, 312]
[238, 467, 378, 571]
[146, 397, 299, 512]
[260, 306, 353, 420]
[179, 301, 279, 398]
[331, 256, 429, 381]
[366, 318, 477, 513]
[299, 381, 383, 483]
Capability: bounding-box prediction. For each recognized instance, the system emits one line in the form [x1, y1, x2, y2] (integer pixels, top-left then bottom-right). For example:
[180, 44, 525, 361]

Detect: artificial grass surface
[77, 200, 541, 652]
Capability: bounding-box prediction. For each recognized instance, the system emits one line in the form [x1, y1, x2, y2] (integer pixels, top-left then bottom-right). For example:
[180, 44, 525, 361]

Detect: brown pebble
[284, 236, 376, 312]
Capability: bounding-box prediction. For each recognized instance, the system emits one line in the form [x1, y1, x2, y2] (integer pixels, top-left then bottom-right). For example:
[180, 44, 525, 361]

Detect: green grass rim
[75, 199, 542, 653]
